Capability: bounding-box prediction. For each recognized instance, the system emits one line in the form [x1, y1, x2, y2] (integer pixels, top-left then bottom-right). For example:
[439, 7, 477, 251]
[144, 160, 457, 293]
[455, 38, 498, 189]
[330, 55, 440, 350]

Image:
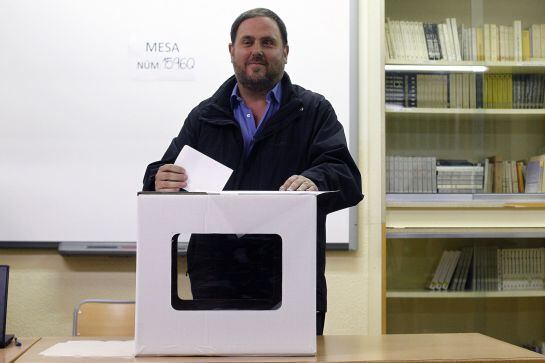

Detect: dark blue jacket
[143, 73, 363, 312]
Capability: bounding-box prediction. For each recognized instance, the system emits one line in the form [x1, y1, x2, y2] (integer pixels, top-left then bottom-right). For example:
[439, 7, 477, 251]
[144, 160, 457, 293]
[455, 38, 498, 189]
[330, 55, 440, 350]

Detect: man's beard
[234, 57, 284, 93]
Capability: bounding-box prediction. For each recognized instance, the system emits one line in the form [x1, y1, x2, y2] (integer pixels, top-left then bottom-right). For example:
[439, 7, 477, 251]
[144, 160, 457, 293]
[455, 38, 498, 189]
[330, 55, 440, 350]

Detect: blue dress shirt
[230, 82, 282, 156]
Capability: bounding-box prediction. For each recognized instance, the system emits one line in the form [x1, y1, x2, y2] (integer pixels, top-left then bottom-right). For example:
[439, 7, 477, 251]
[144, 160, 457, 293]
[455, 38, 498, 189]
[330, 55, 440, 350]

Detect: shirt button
[246, 114, 251, 118]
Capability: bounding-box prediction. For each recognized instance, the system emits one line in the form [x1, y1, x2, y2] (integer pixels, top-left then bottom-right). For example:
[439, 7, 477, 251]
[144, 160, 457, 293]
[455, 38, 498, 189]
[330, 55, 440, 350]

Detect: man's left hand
[279, 175, 318, 191]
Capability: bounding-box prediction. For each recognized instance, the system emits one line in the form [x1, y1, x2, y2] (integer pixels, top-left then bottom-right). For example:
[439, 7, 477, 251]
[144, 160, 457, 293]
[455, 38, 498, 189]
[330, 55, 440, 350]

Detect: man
[143, 8, 362, 335]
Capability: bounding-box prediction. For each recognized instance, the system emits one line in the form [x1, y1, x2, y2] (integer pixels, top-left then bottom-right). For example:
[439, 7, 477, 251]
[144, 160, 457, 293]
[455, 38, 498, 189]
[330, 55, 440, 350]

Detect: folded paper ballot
[175, 145, 233, 192]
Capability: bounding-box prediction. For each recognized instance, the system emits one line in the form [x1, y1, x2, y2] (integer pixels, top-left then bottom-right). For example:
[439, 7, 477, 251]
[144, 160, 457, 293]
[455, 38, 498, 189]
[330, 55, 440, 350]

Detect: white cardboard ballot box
[135, 191, 317, 356]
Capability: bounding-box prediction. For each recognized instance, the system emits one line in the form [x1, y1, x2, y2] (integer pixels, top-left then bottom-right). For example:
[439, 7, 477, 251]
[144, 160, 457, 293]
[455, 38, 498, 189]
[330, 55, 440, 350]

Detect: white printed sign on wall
[129, 35, 197, 81]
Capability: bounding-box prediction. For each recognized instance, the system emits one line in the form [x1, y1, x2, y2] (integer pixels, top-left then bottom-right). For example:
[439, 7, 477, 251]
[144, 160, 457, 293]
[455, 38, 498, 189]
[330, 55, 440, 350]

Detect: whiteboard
[0, 0, 357, 246]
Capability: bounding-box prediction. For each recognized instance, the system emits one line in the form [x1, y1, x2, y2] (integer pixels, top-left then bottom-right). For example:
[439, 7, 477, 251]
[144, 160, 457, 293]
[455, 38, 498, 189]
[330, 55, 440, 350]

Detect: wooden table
[14, 334, 545, 362]
[0, 338, 39, 363]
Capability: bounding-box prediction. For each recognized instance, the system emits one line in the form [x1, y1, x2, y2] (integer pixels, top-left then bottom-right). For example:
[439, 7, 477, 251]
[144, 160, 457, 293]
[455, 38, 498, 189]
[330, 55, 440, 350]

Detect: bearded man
[143, 8, 362, 335]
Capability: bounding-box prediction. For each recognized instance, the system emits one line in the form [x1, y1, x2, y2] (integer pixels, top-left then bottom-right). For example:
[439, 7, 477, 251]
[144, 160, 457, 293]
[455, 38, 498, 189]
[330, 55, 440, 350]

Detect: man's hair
[230, 8, 288, 45]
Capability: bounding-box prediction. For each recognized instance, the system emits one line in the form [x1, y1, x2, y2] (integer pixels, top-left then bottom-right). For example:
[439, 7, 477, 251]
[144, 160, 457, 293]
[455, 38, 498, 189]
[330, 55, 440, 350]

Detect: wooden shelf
[386, 194, 545, 228]
[386, 59, 545, 73]
[386, 107, 545, 116]
[387, 289, 545, 298]
[386, 193, 545, 208]
[387, 227, 545, 239]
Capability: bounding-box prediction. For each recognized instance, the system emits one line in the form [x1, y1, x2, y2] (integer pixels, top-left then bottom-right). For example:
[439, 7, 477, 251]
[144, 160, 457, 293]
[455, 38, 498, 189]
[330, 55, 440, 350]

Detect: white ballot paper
[175, 145, 233, 192]
[40, 340, 134, 357]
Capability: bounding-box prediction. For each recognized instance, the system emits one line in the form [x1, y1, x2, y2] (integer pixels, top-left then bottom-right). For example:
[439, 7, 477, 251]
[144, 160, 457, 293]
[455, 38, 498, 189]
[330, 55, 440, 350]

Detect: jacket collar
[201, 72, 298, 125]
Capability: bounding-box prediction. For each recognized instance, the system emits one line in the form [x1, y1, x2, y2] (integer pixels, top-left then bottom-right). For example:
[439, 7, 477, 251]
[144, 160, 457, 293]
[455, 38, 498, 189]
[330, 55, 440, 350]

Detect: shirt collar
[230, 81, 282, 109]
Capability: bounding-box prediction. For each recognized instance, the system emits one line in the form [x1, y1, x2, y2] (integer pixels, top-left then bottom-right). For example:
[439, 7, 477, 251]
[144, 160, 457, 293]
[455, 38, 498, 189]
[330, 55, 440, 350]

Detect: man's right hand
[154, 164, 188, 192]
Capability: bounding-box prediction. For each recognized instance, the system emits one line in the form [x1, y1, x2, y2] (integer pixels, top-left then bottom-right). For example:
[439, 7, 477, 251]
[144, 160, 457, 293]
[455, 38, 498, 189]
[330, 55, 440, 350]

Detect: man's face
[229, 16, 289, 93]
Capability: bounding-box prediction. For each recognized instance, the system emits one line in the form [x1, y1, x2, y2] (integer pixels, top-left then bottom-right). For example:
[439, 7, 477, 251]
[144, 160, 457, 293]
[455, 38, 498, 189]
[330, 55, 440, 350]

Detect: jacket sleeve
[300, 98, 363, 214]
[142, 111, 200, 191]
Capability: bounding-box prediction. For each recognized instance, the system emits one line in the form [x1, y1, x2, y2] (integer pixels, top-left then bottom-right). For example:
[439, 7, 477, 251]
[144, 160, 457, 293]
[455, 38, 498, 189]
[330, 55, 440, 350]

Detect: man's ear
[283, 44, 289, 64]
[229, 43, 234, 62]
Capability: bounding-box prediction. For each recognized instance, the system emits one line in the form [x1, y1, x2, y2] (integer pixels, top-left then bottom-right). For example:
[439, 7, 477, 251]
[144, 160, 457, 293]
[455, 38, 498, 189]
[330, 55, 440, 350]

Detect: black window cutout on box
[171, 233, 282, 310]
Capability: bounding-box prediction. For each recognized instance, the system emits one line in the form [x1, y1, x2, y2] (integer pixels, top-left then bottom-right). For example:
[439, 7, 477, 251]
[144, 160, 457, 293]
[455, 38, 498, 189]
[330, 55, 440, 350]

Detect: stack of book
[436, 160, 484, 193]
[429, 248, 473, 291]
[498, 248, 545, 290]
[385, 72, 452, 108]
[485, 74, 545, 109]
[386, 155, 545, 194]
[483, 74, 512, 109]
[385, 73, 416, 108]
[386, 18, 545, 62]
[482, 157, 526, 193]
[386, 18, 463, 61]
[472, 246, 499, 291]
[386, 72, 545, 109]
[386, 156, 437, 193]
[448, 73, 482, 109]
[484, 154, 545, 193]
[415, 74, 448, 108]
[429, 246, 545, 292]
[511, 74, 545, 109]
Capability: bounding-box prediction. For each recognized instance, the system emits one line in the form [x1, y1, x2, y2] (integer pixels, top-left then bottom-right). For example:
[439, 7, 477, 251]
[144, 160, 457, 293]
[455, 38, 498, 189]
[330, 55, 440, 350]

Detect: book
[522, 29, 531, 60]
[450, 249, 466, 291]
[436, 250, 455, 290]
[469, 73, 476, 108]
[539, 24, 545, 58]
[449, 18, 462, 61]
[488, 156, 503, 193]
[429, 250, 450, 290]
[482, 158, 494, 193]
[531, 24, 541, 59]
[457, 247, 474, 290]
[516, 161, 525, 193]
[423, 23, 435, 60]
[514, 20, 522, 61]
[471, 248, 480, 291]
[525, 160, 543, 193]
[500, 248, 545, 290]
[530, 154, 545, 191]
[490, 24, 498, 61]
[508, 161, 516, 193]
[442, 250, 461, 290]
[484, 24, 491, 61]
[488, 246, 498, 291]
[432, 23, 443, 60]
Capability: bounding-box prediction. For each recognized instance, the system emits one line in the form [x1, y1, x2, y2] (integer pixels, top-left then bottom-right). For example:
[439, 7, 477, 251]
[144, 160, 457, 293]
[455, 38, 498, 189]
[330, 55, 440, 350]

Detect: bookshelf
[386, 233, 545, 345]
[384, 0, 545, 348]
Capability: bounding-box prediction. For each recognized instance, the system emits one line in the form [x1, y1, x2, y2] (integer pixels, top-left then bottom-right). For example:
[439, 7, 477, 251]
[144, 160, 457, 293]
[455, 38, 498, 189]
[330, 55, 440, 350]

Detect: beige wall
[2, 248, 369, 337]
[2, 250, 136, 336]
